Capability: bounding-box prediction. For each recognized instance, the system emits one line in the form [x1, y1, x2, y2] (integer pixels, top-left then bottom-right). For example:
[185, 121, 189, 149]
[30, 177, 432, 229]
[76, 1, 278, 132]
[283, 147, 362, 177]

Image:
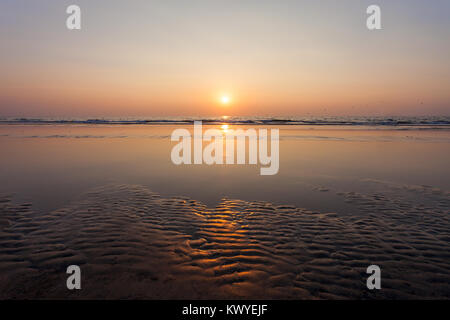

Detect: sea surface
[1, 115, 449, 126]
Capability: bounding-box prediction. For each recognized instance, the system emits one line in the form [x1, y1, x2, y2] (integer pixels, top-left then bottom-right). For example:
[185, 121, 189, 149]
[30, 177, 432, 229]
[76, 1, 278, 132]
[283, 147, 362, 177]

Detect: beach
[0, 121, 449, 299]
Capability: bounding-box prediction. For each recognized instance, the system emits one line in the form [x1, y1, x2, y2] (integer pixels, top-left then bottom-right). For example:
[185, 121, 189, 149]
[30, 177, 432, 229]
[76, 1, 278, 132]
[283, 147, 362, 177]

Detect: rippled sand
[0, 183, 449, 299]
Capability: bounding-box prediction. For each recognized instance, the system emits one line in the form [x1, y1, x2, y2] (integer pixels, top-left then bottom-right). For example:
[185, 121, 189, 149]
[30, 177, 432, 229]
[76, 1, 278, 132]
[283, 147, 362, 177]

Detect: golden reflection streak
[221, 124, 229, 133]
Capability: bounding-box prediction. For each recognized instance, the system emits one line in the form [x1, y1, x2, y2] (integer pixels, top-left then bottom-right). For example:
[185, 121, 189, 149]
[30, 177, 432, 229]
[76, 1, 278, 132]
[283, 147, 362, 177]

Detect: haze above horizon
[1, 0, 449, 117]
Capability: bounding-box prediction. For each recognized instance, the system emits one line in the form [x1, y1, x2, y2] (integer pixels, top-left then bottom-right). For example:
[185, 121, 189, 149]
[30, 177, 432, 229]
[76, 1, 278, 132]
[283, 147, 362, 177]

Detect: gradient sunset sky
[1, 0, 449, 117]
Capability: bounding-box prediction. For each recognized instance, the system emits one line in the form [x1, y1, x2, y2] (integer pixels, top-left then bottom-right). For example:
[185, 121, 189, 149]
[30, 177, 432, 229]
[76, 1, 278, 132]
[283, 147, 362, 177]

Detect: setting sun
[220, 95, 231, 105]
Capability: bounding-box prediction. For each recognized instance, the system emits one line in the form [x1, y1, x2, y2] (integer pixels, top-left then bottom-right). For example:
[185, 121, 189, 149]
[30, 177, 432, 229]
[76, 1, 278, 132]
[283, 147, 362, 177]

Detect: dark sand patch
[0, 184, 449, 299]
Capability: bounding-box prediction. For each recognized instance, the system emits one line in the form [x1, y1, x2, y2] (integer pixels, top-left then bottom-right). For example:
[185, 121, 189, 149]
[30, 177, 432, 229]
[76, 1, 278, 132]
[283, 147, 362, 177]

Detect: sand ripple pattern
[0, 184, 449, 299]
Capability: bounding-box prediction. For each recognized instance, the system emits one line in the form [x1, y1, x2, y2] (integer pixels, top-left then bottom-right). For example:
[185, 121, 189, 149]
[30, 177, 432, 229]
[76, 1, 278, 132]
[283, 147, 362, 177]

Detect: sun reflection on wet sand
[221, 124, 229, 133]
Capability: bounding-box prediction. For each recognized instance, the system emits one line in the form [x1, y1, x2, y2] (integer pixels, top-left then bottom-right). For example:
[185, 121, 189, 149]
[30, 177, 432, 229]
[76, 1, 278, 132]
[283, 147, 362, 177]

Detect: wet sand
[0, 124, 449, 299]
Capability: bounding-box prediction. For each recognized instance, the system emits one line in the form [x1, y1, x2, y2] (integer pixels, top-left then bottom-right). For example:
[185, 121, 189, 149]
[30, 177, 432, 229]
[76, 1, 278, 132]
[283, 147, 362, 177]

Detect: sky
[0, 0, 449, 117]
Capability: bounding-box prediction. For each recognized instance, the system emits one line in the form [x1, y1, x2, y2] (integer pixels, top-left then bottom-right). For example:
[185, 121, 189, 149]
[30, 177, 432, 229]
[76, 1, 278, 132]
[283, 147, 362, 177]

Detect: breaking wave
[1, 116, 449, 127]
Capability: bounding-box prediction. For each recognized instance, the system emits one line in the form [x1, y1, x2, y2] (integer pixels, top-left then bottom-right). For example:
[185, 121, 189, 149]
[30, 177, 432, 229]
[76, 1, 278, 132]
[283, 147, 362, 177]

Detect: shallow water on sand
[0, 124, 449, 212]
[0, 124, 449, 299]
